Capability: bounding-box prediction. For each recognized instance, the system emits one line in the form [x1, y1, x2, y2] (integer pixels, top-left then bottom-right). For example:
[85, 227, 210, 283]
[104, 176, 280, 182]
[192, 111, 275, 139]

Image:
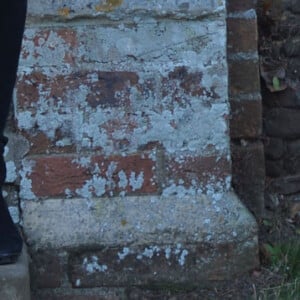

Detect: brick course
[22, 153, 158, 199]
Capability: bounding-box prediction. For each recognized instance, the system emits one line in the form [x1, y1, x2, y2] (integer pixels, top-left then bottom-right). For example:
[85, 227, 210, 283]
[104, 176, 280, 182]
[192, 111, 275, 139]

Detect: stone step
[0, 247, 31, 300]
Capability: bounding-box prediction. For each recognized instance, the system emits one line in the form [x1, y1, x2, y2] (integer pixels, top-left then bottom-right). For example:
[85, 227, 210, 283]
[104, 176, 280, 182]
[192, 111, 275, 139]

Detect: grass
[258, 241, 300, 299]
[258, 279, 300, 300]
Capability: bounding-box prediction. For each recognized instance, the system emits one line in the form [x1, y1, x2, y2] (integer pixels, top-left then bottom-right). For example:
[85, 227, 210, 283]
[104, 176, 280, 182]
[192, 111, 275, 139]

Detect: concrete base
[23, 192, 259, 289]
[0, 247, 31, 300]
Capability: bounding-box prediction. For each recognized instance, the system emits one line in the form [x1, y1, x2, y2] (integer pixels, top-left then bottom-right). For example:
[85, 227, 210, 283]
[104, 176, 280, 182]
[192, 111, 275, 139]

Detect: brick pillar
[12, 0, 258, 297]
[227, 0, 265, 217]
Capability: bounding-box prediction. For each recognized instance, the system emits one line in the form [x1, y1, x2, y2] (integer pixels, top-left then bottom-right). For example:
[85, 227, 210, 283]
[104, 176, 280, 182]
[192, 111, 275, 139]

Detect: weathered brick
[228, 60, 260, 96]
[162, 66, 220, 99]
[231, 141, 265, 216]
[230, 98, 262, 139]
[227, 0, 257, 13]
[30, 251, 65, 289]
[68, 241, 258, 287]
[165, 155, 231, 192]
[27, 0, 225, 20]
[227, 18, 258, 53]
[21, 131, 75, 155]
[17, 71, 139, 110]
[22, 153, 158, 199]
[22, 28, 78, 67]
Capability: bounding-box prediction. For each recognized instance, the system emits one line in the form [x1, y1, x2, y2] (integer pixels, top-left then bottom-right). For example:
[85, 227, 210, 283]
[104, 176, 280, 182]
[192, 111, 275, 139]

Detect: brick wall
[227, 0, 265, 216]
[3, 0, 260, 298]
[259, 0, 300, 199]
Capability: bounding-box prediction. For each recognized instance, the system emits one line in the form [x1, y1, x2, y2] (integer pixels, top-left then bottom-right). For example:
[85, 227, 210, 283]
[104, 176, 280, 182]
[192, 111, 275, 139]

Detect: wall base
[22, 192, 259, 296]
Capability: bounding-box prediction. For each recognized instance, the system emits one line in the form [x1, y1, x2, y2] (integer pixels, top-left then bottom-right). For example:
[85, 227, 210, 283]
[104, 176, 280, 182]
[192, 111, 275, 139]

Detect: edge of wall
[227, 0, 265, 217]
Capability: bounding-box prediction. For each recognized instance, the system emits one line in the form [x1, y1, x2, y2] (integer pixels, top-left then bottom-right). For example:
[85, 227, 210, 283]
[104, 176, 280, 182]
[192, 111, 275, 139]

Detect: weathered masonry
[3, 0, 261, 298]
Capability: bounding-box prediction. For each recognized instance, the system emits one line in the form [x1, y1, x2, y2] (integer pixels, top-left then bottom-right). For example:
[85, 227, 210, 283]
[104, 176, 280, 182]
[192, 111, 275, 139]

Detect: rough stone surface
[27, 0, 225, 20]
[262, 86, 300, 108]
[0, 247, 31, 300]
[271, 174, 300, 195]
[266, 159, 285, 178]
[24, 192, 258, 287]
[259, 0, 300, 194]
[22, 192, 256, 251]
[264, 138, 285, 160]
[264, 108, 300, 138]
[69, 237, 258, 287]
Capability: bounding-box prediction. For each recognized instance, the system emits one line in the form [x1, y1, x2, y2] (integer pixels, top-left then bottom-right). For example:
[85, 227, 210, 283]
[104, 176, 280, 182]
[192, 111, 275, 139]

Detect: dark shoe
[0, 191, 23, 265]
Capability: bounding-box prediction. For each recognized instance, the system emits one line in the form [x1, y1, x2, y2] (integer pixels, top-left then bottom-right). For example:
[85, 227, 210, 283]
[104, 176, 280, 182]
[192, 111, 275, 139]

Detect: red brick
[228, 60, 260, 96]
[68, 242, 258, 288]
[227, 18, 258, 53]
[30, 251, 64, 289]
[230, 98, 262, 139]
[162, 66, 220, 100]
[227, 0, 257, 13]
[17, 71, 139, 110]
[166, 155, 231, 189]
[231, 141, 265, 216]
[22, 28, 78, 63]
[26, 153, 158, 198]
[21, 131, 76, 155]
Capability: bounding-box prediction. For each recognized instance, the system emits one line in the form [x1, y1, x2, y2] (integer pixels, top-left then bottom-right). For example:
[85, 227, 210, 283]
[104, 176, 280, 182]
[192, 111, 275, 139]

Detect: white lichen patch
[133, 245, 189, 267]
[165, 247, 172, 259]
[118, 247, 131, 260]
[142, 246, 160, 259]
[129, 172, 144, 191]
[19, 160, 36, 201]
[118, 170, 128, 189]
[83, 256, 108, 274]
[178, 249, 189, 266]
[75, 279, 81, 287]
[5, 161, 17, 183]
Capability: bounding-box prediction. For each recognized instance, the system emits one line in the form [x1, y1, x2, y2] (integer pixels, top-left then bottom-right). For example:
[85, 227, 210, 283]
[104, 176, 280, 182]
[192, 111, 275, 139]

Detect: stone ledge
[27, 0, 225, 21]
[0, 247, 31, 300]
[23, 192, 259, 284]
[22, 192, 257, 250]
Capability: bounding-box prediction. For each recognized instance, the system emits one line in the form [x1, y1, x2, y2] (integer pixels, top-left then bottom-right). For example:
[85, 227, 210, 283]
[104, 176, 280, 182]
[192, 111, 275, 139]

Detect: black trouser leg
[0, 0, 27, 139]
[0, 0, 27, 265]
